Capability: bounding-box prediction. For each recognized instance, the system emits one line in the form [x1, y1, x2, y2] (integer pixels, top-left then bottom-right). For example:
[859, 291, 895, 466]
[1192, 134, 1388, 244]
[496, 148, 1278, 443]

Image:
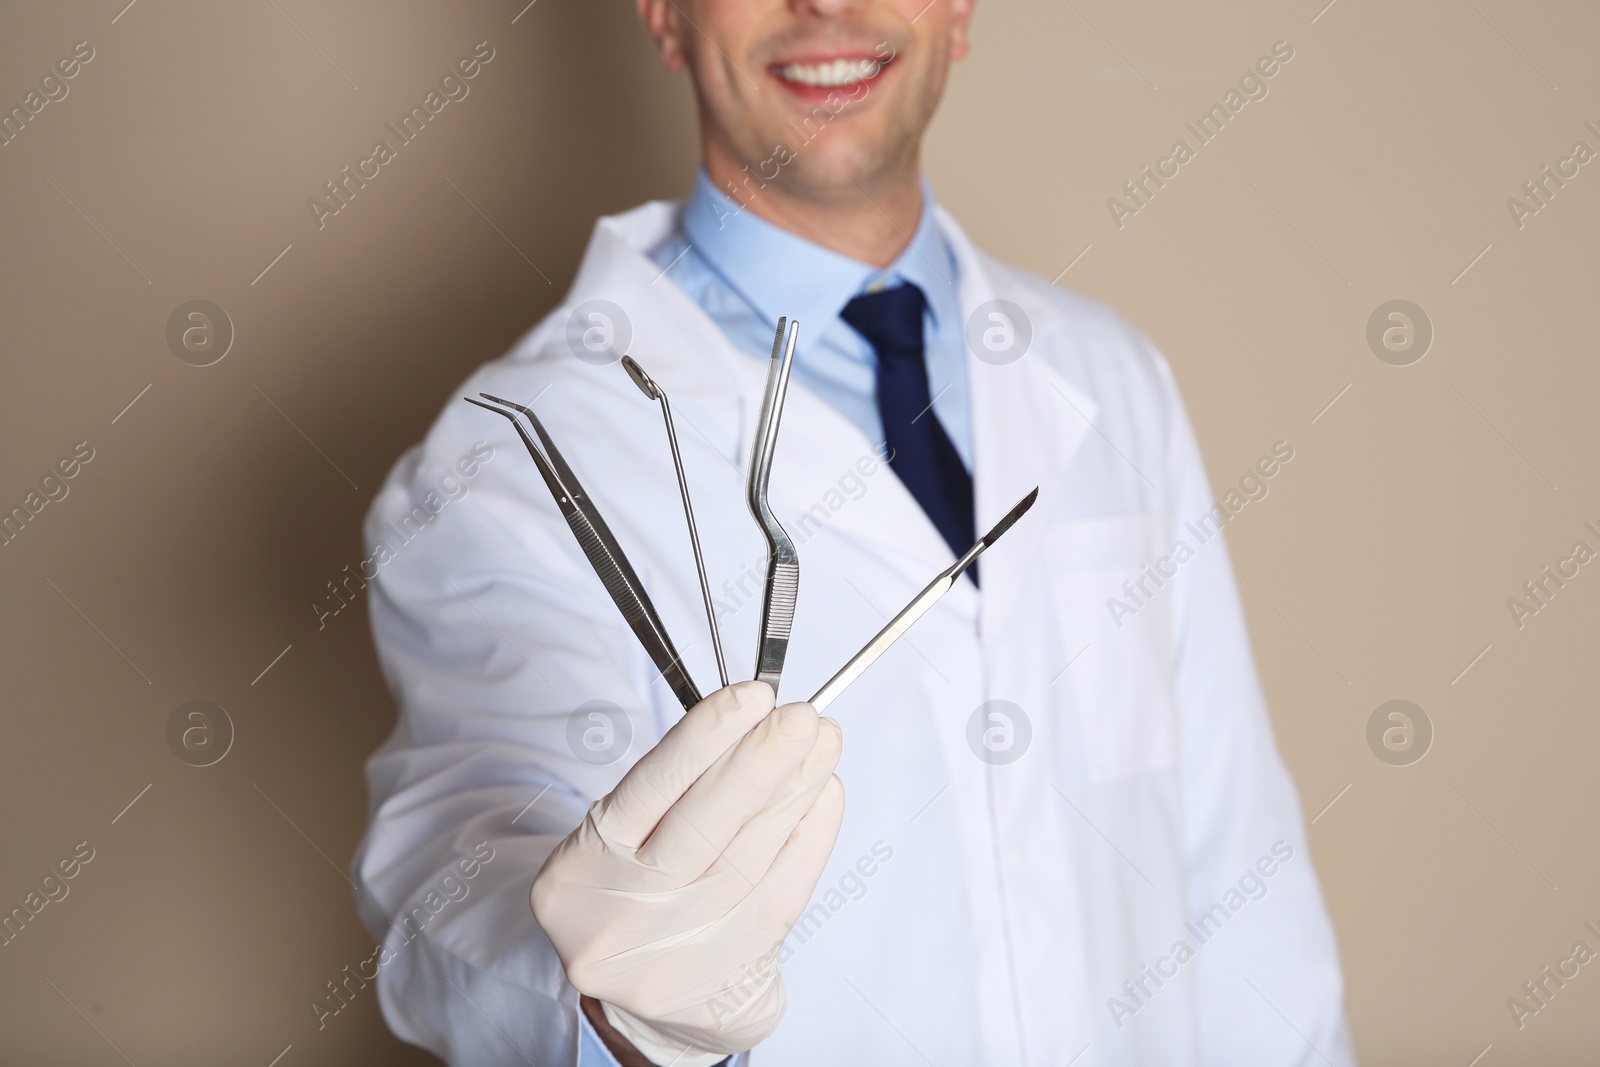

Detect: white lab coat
[352, 199, 1355, 1066]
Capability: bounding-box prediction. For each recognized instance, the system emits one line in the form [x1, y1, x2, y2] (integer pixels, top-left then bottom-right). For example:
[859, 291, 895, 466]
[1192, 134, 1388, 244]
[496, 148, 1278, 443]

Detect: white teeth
[776, 58, 882, 88]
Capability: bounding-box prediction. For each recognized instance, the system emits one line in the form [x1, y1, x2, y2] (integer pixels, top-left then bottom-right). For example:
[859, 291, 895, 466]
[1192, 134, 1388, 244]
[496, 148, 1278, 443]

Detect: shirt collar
[860, 184, 959, 330]
[681, 168, 958, 337]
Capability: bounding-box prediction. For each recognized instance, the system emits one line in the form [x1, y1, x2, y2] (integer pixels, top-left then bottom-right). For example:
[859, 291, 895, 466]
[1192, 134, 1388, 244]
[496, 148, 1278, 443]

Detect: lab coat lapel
[937, 208, 1100, 641]
[563, 201, 742, 403]
[765, 383, 960, 585]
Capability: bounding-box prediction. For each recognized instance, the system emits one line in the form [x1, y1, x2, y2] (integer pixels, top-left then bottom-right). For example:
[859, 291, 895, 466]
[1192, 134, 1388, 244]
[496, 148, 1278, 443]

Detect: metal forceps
[747, 317, 801, 696]
[464, 391, 703, 711]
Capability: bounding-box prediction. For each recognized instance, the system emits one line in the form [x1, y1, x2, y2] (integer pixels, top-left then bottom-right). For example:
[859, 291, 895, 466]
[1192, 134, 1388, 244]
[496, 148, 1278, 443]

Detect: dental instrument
[809, 488, 1038, 712]
[621, 354, 729, 688]
[465, 391, 703, 711]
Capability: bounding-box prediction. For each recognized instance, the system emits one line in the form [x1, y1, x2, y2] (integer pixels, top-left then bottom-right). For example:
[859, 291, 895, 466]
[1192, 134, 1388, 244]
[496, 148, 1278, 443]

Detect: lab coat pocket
[1049, 514, 1179, 782]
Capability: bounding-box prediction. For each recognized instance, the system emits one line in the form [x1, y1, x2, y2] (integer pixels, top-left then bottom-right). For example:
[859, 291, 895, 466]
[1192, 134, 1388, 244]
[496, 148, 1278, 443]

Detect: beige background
[1, 0, 1595, 1063]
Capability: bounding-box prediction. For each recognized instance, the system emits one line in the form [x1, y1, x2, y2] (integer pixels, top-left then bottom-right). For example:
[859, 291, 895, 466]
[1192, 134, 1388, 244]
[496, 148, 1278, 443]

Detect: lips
[769, 54, 893, 102]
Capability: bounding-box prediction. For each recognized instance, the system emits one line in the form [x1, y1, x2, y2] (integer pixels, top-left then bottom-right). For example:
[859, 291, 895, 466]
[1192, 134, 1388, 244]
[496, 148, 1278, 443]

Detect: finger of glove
[593, 681, 774, 850]
[708, 716, 842, 890]
[530, 714, 829, 956]
[589, 779, 842, 1022]
[738, 774, 847, 931]
[634, 701, 819, 882]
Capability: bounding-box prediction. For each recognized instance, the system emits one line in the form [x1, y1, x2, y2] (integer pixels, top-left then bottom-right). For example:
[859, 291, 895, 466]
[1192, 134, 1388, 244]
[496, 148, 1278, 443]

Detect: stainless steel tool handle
[469, 393, 703, 712]
[747, 318, 801, 695]
[809, 489, 1038, 712]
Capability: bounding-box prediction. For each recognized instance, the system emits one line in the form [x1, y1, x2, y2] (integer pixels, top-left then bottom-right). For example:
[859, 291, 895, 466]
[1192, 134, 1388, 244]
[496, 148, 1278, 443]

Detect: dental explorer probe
[621, 354, 729, 688]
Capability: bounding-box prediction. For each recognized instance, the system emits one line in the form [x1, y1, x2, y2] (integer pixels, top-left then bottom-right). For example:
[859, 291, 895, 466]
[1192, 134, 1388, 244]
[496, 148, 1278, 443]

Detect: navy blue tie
[841, 283, 978, 584]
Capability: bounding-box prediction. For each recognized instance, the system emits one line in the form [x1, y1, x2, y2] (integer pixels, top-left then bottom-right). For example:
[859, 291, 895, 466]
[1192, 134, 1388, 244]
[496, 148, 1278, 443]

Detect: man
[352, 0, 1355, 1064]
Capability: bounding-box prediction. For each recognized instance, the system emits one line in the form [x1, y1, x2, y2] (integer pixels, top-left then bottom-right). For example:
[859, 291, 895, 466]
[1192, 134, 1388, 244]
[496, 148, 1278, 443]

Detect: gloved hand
[530, 681, 845, 1067]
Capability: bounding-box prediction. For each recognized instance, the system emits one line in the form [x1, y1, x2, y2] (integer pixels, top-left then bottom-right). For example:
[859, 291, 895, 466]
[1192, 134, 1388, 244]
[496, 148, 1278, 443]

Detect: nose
[789, 0, 860, 17]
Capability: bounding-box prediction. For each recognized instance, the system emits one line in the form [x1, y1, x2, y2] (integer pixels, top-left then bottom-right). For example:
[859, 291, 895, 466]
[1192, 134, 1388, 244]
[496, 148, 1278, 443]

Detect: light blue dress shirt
[646, 169, 973, 470]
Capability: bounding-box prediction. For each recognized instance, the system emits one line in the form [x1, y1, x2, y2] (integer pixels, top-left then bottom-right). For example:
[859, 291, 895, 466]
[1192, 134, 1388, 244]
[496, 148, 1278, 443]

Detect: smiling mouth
[770, 56, 891, 90]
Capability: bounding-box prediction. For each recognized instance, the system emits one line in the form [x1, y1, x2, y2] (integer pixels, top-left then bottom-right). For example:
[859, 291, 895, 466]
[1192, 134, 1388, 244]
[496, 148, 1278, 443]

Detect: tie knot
[840, 283, 928, 358]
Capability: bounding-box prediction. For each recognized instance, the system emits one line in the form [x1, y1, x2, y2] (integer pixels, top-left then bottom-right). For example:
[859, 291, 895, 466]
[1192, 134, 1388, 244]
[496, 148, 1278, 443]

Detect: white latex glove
[531, 681, 846, 1067]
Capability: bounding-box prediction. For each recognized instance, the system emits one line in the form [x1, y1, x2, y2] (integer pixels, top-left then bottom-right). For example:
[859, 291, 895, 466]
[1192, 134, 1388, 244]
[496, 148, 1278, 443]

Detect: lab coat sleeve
[349, 396, 681, 1067]
[1154, 356, 1357, 1066]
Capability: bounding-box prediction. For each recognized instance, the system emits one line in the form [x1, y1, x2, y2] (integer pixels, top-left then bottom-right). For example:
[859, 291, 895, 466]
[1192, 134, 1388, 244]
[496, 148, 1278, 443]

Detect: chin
[735, 103, 908, 191]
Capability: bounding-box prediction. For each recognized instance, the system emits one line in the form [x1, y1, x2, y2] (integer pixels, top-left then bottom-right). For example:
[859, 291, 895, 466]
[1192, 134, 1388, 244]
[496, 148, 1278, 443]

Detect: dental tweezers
[810, 488, 1039, 712]
[748, 318, 801, 696]
[465, 391, 703, 711]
